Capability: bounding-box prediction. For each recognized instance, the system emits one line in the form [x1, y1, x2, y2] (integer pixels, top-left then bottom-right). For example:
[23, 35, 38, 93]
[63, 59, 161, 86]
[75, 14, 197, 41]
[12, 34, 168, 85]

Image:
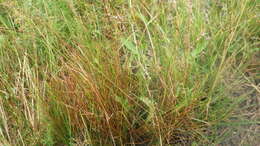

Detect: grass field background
[0, 0, 259, 145]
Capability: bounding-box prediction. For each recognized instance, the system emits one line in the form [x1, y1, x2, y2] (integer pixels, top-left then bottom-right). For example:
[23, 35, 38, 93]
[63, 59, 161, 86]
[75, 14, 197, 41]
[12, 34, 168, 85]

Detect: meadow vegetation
[0, 0, 259, 145]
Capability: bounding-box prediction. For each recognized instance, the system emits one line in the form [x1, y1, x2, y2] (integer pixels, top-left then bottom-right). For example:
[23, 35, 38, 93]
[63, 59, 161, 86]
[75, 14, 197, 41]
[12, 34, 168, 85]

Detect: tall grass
[0, 0, 259, 145]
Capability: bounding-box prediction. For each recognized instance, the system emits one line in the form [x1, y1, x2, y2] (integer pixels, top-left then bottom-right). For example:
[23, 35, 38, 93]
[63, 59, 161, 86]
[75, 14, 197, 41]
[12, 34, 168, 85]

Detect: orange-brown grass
[40, 39, 203, 145]
[0, 0, 258, 145]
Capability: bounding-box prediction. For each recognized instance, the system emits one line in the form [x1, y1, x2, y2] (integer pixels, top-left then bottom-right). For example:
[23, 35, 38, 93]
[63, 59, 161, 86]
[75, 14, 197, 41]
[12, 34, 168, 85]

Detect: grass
[0, 0, 259, 145]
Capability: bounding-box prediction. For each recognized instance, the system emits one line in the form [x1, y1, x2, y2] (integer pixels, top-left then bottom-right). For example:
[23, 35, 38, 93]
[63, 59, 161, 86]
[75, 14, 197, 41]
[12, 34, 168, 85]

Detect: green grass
[0, 0, 259, 145]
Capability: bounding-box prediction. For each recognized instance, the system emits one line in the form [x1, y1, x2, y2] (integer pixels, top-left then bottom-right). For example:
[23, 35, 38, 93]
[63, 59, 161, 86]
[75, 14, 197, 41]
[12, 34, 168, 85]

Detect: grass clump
[0, 0, 259, 145]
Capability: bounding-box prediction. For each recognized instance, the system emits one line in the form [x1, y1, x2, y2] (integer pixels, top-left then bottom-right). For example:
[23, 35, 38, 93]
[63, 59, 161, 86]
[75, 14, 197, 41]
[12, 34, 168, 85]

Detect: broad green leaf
[140, 96, 155, 122]
[0, 35, 5, 48]
[121, 38, 138, 55]
[191, 41, 208, 57]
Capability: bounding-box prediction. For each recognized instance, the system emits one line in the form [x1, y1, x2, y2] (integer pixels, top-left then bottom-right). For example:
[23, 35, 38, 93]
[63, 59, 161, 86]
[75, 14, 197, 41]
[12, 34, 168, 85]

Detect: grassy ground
[0, 0, 259, 145]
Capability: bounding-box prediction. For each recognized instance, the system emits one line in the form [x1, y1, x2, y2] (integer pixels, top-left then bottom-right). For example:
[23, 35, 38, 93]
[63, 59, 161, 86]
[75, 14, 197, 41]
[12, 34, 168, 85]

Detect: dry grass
[0, 0, 259, 145]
